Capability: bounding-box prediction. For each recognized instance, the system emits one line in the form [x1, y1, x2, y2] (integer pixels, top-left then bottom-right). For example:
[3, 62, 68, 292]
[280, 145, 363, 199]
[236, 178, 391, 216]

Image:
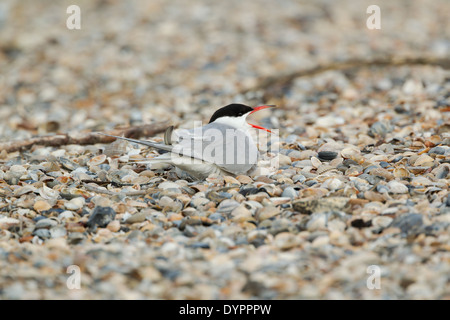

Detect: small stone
[87, 206, 116, 229]
[277, 154, 292, 166]
[428, 147, 445, 155]
[306, 212, 328, 231]
[390, 213, 423, 235]
[433, 165, 449, 179]
[35, 218, 58, 229]
[49, 226, 67, 238]
[369, 121, 393, 137]
[107, 220, 121, 232]
[318, 151, 338, 161]
[293, 197, 349, 215]
[32, 228, 51, 239]
[257, 206, 280, 221]
[65, 197, 85, 210]
[217, 199, 240, 213]
[274, 232, 301, 250]
[59, 211, 74, 220]
[191, 197, 210, 209]
[387, 181, 409, 194]
[125, 211, 149, 224]
[158, 181, 181, 190]
[67, 232, 86, 244]
[281, 187, 298, 199]
[369, 168, 394, 181]
[372, 216, 393, 228]
[311, 235, 330, 247]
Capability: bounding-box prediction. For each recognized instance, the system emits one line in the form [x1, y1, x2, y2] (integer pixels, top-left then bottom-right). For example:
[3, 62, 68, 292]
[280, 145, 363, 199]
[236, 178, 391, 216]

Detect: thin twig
[243, 56, 450, 99]
[83, 183, 156, 196]
[0, 122, 169, 153]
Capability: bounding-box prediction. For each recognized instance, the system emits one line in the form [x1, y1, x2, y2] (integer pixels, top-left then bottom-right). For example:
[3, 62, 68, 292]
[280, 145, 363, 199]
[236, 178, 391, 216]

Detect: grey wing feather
[97, 133, 174, 153]
[172, 123, 259, 175]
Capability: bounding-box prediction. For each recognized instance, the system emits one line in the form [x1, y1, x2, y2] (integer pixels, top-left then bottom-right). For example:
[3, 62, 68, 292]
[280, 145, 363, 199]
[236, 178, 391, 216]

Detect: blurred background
[0, 0, 448, 140]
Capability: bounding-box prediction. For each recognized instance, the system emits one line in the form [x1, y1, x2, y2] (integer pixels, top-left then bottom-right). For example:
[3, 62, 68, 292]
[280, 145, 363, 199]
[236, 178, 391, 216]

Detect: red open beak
[249, 105, 274, 133]
[249, 105, 274, 114]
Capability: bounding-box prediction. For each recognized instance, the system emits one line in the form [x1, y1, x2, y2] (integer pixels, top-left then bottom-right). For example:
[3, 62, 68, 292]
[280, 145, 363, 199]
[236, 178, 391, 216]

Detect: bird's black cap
[208, 104, 253, 123]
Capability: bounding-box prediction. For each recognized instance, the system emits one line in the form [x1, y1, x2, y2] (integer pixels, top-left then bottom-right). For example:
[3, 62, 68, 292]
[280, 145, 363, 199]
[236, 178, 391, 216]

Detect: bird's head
[208, 103, 274, 132]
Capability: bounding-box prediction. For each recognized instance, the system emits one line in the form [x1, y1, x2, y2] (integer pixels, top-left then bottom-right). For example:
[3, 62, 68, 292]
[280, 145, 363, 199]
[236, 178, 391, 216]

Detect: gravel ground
[0, 0, 449, 299]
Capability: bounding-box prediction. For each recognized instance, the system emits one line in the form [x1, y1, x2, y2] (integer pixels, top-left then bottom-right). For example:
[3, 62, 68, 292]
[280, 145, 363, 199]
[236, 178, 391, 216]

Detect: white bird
[100, 103, 273, 180]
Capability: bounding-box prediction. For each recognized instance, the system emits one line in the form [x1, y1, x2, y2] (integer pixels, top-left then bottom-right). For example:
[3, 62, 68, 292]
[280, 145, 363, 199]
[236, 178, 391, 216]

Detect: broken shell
[236, 175, 253, 184]
[65, 197, 85, 210]
[224, 176, 241, 186]
[33, 200, 52, 212]
[39, 184, 59, 200]
[393, 167, 410, 179]
[372, 216, 393, 228]
[257, 206, 281, 221]
[316, 165, 337, 175]
[321, 178, 344, 190]
[311, 156, 322, 169]
[414, 154, 434, 167]
[14, 185, 36, 197]
[88, 154, 107, 166]
[369, 168, 394, 181]
[340, 147, 360, 159]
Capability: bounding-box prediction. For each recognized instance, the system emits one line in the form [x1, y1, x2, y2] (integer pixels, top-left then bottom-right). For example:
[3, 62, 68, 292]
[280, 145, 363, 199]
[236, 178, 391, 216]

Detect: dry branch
[83, 183, 156, 196]
[0, 122, 169, 153]
[243, 56, 450, 99]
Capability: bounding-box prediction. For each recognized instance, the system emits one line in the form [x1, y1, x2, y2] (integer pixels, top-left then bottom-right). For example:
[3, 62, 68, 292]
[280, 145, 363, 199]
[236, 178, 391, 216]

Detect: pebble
[64, 197, 85, 211]
[107, 220, 121, 232]
[34, 218, 58, 229]
[217, 199, 240, 214]
[306, 213, 328, 231]
[281, 187, 298, 199]
[387, 181, 409, 194]
[257, 206, 281, 221]
[390, 213, 424, 235]
[372, 216, 393, 228]
[32, 228, 51, 239]
[49, 226, 67, 238]
[125, 211, 149, 224]
[87, 206, 117, 229]
[158, 181, 182, 190]
[293, 197, 349, 215]
[318, 151, 338, 161]
[33, 200, 52, 212]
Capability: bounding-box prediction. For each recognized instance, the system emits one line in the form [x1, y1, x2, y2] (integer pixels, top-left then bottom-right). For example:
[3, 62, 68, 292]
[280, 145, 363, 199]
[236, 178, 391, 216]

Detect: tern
[100, 103, 273, 180]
